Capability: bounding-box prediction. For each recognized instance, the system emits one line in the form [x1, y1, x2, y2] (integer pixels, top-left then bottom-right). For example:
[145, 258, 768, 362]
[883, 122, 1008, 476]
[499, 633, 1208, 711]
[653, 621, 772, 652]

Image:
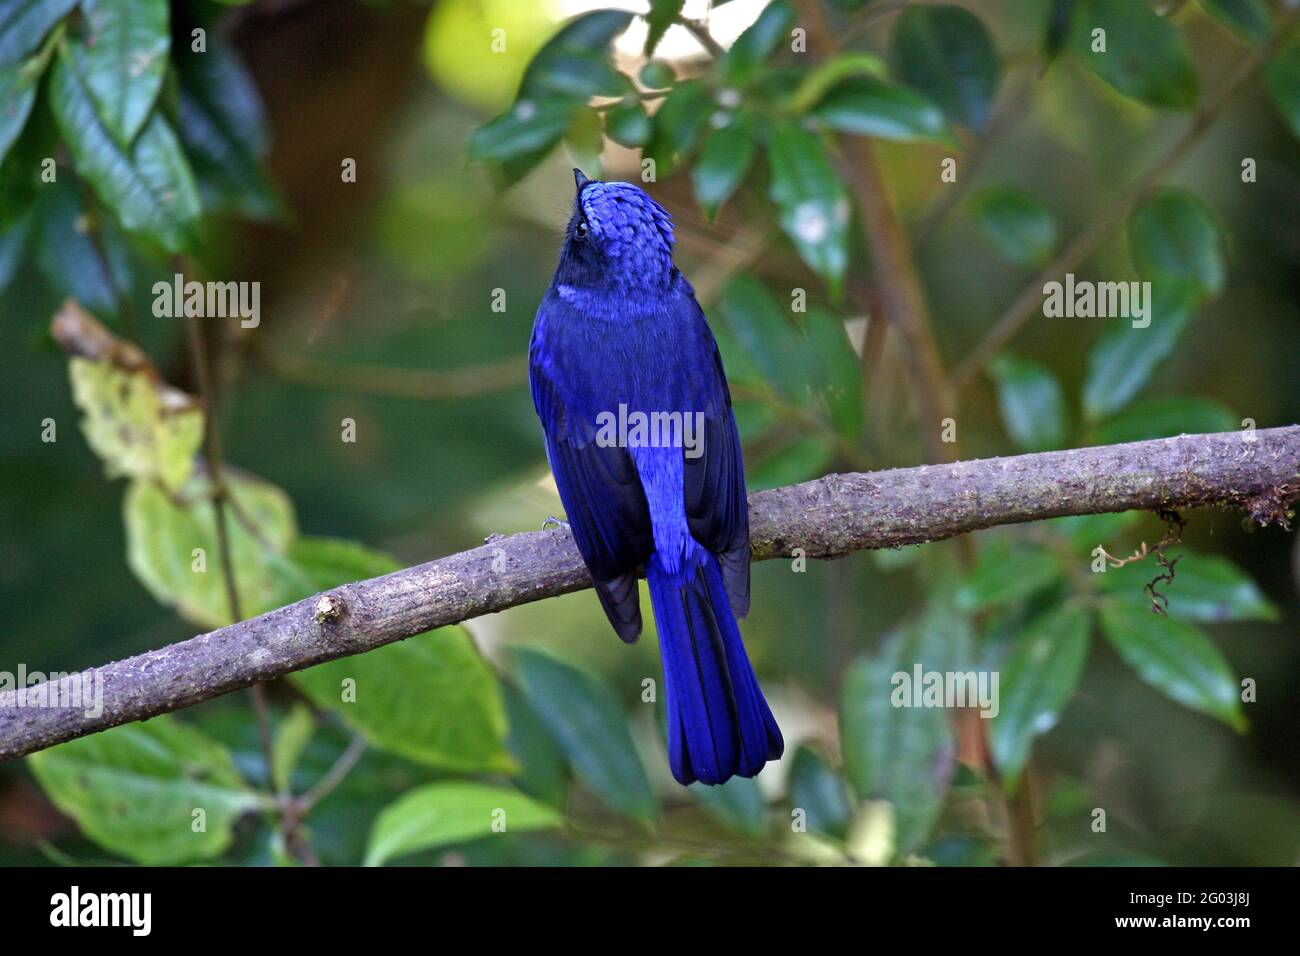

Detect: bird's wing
[530, 299, 654, 642]
[679, 294, 751, 618]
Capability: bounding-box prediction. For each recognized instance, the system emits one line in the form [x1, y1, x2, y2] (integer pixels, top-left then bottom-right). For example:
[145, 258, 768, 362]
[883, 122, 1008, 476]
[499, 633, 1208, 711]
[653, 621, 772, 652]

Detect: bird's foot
[541, 515, 571, 532]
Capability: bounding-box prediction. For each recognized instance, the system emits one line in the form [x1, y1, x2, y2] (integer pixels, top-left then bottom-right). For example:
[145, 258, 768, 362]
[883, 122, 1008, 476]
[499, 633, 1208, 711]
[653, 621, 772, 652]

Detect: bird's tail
[646, 542, 783, 786]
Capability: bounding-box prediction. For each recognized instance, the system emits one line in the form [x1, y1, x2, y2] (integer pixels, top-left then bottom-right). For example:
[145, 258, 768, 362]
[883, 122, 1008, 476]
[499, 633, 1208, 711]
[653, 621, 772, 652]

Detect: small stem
[1003, 767, 1040, 866]
[593, 90, 668, 110]
[76, 185, 141, 343]
[676, 16, 725, 59]
[183, 278, 280, 852]
[183, 312, 243, 627]
[21, 20, 65, 82]
[296, 732, 368, 814]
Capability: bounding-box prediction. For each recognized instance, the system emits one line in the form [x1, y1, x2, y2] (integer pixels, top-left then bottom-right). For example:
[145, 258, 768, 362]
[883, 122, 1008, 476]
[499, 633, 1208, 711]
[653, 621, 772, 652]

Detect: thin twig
[296, 732, 368, 814]
[184, 291, 284, 856]
[677, 16, 725, 59]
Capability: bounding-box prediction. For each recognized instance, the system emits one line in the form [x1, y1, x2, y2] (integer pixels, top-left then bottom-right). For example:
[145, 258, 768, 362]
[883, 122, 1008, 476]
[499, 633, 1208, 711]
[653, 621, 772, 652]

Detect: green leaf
[175, 34, 282, 219]
[841, 607, 964, 854]
[787, 52, 887, 114]
[33, 179, 118, 315]
[563, 102, 604, 175]
[534, 10, 634, 62]
[718, 275, 805, 398]
[1099, 602, 1245, 731]
[1081, 282, 1196, 420]
[124, 471, 297, 628]
[645, 78, 711, 174]
[0, 0, 77, 66]
[716, 278, 860, 437]
[27, 717, 259, 865]
[721, 0, 793, 85]
[525, 51, 625, 101]
[68, 355, 203, 493]
[968, 186, 1057, 267]
[991, 603, 1091, 787]
[504, 683, 570, 808]
[988, 354, 1068, 452]
[270, 703, 315, 794]
[1070, 0, 1197, 110]
[692, 113, 755, 218]
[1127, 189, 1225, 299]
[0, 57, 38, 164]
[955, 537, 1063, 613]
[1266, 39, 1300, 139]
[1092, 395, 1237, 445]
[1200, 0, 1271, 45]
[518, 9, 634, 101]
[511, 648, 656, 823]
[803, 307, 864, 440]
[1097, 551, 1278, 623]
[468, 98, 577, 164]
[0, 79, 53, 212]
[691, 776, 766, 837]
[290, 626, 514, 774]
[767, 118, 850, 291]
[364, 783, 561, 866]
[889, 5, 1000, 130]
[604, 98, 651, 147]
[281, 537, 514, 774]
[50, 48, 200, 251]
[788, 744, 852, 839]
[812, 75, 953, 144]
[644, 0, 685, 56]
[639, 60, 674, 90]
[74, 0, 169, 146]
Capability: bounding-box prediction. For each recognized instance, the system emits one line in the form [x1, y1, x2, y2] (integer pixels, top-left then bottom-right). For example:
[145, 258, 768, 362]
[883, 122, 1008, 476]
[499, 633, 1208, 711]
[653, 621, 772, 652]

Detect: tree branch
[2, 427, 1296, 763]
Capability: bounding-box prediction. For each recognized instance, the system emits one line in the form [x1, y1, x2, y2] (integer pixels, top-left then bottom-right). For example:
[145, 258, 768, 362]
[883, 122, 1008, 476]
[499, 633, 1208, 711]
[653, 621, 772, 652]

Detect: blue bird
[529, 169, 783, 786]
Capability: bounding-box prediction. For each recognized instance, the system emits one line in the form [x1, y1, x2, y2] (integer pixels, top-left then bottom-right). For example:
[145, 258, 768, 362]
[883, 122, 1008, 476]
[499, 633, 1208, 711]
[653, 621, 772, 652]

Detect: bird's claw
[541, 515, 571, 532]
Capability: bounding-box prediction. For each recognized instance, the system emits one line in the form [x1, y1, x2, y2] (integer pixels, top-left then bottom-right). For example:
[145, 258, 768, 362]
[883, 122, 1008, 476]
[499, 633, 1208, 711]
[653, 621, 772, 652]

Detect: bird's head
[555, 169, 678, 290]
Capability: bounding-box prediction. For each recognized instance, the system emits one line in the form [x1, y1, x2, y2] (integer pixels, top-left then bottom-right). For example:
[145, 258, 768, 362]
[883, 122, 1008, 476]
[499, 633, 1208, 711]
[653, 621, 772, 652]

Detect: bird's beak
[573, 167, 591, 191]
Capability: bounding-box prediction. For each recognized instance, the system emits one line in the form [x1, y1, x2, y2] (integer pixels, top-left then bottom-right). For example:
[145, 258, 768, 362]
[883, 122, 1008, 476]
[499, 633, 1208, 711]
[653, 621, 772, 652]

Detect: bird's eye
[574, 221, 589, 240]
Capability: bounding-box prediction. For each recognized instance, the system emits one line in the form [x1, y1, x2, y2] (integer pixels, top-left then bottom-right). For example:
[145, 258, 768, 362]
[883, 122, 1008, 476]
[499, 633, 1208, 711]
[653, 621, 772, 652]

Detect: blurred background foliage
[1, 0, 1298, 866]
